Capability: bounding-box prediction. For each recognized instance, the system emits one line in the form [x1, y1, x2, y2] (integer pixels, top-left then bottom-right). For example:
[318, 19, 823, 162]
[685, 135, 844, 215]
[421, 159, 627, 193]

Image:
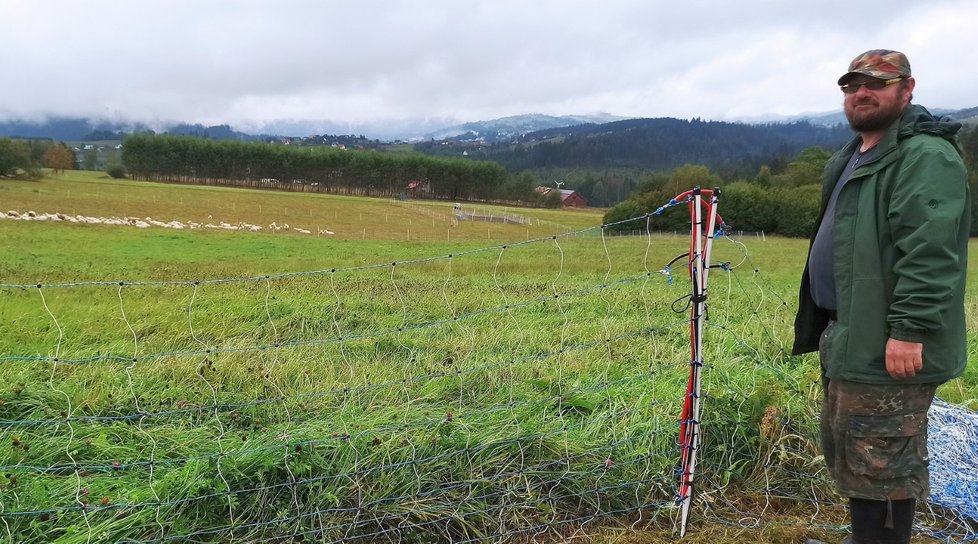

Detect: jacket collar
[822, 103, 953, 202]
[856, 103, 962, 163]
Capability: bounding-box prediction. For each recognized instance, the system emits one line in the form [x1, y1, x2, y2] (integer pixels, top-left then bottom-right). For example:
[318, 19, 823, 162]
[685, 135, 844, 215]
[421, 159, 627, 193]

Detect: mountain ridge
[2, 107, 976, 143]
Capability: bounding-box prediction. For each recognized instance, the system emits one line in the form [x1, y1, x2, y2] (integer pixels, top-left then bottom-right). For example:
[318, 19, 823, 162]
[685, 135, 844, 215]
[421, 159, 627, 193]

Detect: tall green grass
[1, 173, 976, 543]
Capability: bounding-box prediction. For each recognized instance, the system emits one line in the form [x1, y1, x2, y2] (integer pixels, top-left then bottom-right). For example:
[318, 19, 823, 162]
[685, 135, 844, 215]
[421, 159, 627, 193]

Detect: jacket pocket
[845, 412, 927, 479]
[818, 321, 850, 379]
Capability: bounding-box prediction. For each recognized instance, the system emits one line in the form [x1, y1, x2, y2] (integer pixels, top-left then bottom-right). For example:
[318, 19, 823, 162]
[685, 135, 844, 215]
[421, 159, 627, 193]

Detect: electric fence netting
[0, 190, 976, 543]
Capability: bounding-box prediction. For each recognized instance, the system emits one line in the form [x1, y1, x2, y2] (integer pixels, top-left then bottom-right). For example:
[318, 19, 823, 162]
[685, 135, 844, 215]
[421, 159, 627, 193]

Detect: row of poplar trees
[121, 134, 509, 201]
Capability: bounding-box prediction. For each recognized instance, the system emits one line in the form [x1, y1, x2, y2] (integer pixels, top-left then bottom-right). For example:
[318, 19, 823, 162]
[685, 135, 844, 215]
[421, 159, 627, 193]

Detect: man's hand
[885, 338, 923, 379]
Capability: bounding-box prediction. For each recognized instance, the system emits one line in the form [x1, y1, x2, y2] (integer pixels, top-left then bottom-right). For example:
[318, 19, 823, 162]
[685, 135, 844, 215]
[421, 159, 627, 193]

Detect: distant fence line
[127, 174, 562, 211]
[454, 210, 529, 225]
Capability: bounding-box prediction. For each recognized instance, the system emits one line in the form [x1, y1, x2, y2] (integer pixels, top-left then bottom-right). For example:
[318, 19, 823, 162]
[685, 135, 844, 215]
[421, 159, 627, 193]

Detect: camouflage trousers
[819, 321, 940, 500]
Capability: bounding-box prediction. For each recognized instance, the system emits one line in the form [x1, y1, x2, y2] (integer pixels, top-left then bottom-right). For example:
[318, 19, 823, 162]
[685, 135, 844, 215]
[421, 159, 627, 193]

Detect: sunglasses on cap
[840, 77, 904, 94]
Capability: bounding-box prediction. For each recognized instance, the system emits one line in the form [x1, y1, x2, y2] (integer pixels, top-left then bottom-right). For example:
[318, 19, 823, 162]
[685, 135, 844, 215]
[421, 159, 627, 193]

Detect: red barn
[535, 187, 589, 208]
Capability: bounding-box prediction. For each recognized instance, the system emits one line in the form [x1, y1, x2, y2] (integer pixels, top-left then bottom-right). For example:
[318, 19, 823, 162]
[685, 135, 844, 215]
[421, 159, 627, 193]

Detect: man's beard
[845, 97, 905, 132]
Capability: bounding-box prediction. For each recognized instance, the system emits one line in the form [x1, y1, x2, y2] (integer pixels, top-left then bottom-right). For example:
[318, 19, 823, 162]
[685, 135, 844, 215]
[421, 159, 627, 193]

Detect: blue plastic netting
[929, 398, 978, 523]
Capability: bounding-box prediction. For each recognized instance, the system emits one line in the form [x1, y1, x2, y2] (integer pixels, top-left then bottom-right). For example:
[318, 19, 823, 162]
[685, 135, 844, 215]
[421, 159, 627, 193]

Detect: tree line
[605, 127, 978, 237]
[0, 138, 77, 178]
[120, 134, 559, 203]
[417, 118, 854, 181]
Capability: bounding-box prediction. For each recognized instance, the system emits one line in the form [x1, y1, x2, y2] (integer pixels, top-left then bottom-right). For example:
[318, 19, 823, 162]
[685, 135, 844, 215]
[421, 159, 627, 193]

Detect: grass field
[0, 170, 600, 245]
[1, 171, 976, 543]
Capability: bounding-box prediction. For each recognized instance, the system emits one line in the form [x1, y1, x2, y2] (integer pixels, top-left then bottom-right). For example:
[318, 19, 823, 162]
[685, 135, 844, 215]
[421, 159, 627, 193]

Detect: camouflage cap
[837, 49, 911, 85]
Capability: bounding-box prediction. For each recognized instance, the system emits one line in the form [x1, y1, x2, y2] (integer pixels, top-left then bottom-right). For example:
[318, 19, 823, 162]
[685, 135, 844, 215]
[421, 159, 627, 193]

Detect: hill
[0, 117, 263, 142]
[421, 113, 627, 142]
[775, 105, 978, 127]
[415, 117, 855, 179]
[0, 117, 111, 140]
[3, 106, 975, 144]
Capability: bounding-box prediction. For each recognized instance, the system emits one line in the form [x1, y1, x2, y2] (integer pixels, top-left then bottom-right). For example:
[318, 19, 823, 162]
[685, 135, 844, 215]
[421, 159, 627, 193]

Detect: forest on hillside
[603, 126, 978, 237]
[415, 118, 855, 179]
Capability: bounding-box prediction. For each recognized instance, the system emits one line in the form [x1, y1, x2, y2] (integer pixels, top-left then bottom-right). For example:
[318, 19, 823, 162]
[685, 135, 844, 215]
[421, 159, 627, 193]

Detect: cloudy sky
[2, 0, 976, 135]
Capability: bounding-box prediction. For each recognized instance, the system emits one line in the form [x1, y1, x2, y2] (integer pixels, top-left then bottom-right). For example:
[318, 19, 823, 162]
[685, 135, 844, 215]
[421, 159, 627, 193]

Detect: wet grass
[0, 172, 975, 543]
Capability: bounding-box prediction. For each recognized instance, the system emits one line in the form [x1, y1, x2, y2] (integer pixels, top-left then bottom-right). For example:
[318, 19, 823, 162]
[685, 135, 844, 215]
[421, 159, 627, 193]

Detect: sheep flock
[2, 210, 334, 236]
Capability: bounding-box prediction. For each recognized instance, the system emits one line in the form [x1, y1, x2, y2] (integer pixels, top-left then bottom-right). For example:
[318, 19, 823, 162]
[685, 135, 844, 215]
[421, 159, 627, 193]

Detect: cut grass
[0, 170, 603, 243]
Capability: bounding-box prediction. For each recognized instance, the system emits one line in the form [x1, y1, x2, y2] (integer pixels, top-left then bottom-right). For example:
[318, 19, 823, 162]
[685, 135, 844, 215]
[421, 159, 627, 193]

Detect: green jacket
[793, 104, 970, 384]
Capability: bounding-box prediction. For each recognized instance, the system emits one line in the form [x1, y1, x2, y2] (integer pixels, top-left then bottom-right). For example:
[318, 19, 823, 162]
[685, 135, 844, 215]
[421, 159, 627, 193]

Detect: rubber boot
[849, 497, 916, 544]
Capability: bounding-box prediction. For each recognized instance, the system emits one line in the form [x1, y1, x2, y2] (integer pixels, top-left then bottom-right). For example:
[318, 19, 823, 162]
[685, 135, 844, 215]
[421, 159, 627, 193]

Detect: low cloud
[1, 0, 975, 131]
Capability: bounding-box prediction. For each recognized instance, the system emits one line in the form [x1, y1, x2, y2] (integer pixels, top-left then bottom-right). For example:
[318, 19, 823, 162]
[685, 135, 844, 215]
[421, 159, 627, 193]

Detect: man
[794, 49, 970, 544]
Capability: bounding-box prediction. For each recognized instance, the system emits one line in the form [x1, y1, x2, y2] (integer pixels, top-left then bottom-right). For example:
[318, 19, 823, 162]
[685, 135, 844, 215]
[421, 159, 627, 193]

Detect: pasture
[1, 171, 976, 543]
[0, 170, 599, 246]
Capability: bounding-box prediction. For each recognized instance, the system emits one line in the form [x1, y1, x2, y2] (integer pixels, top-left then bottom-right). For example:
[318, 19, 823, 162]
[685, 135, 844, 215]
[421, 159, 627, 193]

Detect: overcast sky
[2, 0, 976, 135]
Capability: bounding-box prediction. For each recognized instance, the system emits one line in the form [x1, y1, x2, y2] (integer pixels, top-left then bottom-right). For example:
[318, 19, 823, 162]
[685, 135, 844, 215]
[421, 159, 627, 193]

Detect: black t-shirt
[808, 147, 870, 311]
